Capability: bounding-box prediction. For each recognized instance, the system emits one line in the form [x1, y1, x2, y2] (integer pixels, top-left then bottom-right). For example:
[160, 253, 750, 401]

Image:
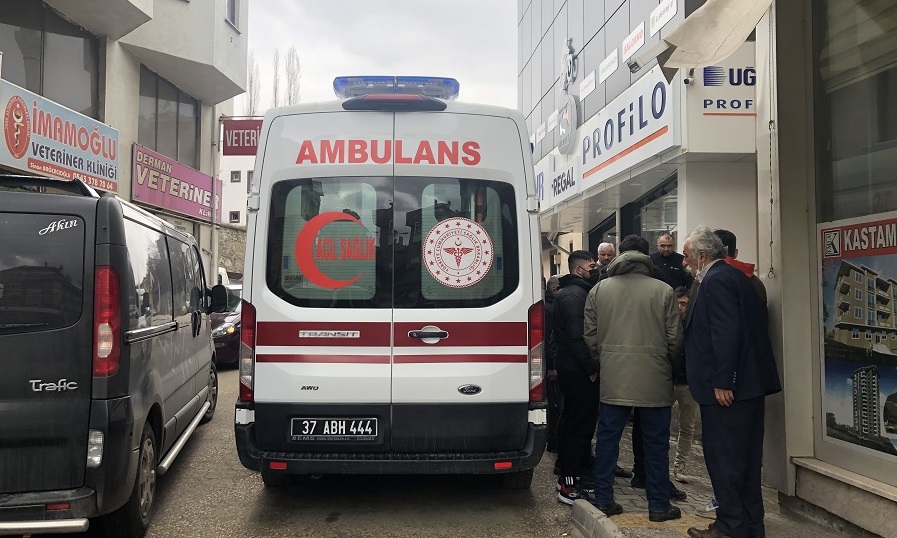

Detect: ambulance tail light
[239, 299, 256, 403]
[528, 301, 545, 404]
[93, 266, 121, 377]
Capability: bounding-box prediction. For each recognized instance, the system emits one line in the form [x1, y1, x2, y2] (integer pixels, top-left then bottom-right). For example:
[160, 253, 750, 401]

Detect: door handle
[408, 330, 449, 339]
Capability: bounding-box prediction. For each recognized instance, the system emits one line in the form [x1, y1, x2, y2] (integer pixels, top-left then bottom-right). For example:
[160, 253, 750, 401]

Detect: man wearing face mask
[551, 250, 602, 505]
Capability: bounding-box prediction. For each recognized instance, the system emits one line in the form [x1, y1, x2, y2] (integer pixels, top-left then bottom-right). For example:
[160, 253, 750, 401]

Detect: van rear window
[0, 213, 84, 334]
[266, 176, 518, 309]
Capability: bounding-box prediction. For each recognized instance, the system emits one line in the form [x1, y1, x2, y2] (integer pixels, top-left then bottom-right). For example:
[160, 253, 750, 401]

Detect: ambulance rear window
[266, 176, 518, 309]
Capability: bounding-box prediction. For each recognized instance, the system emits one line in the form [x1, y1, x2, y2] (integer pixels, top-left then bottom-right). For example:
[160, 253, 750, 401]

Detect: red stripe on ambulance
[256, 354, 390, 364]
[295, 139, 481, 165]
[393, 354, 527, 364]
[393, 322, 527, 347]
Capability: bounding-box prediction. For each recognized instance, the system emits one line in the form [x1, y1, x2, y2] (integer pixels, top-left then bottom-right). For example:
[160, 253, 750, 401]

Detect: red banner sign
[222, 119, 262, 156]
[822, 216, 897, 259]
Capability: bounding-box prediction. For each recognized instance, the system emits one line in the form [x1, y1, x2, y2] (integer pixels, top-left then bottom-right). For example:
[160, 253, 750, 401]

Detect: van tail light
[93, 266, 121, 377]
[239, 299, 256, 402]
[528, 301, 545, 403]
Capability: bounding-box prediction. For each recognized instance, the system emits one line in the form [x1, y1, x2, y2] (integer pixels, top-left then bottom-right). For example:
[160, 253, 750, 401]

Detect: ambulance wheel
[98, 422, 157, 537]
[261, 469, 297, 488]
[500, 468, 534, 489]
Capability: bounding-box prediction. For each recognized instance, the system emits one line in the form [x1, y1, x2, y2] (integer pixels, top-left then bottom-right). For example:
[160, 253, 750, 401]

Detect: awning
[628, 0, 774, 81]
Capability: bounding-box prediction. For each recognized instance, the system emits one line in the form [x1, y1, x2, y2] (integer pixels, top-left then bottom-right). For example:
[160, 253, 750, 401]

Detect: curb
[571, 499, 625, 538]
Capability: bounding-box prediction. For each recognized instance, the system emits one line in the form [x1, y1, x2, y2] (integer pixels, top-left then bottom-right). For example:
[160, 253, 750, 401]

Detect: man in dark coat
[651, 233, 694, 290]
[682, 227, 782, 538]
[551, 250, 600, 505]
[544, 275, 562, 454]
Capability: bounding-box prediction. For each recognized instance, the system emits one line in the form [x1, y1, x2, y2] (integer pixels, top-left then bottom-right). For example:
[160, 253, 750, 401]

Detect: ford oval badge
[458, 384, 482, 395]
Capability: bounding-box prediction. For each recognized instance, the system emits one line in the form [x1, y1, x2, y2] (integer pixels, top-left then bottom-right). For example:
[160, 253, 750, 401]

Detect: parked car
[0, 175, 218, 538]
[211, 284, 242, 366]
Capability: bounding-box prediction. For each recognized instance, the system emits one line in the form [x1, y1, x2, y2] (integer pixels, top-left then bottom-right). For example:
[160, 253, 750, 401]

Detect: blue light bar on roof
[333, 76, 460, 100]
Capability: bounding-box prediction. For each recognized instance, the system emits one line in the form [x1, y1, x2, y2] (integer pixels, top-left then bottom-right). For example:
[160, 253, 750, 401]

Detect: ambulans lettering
[295, 139, 481, 166]
[294, 212, 373, 289]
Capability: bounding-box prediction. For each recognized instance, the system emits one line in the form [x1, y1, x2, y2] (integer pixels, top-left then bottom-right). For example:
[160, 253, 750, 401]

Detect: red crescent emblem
[294, 212, 365, 289]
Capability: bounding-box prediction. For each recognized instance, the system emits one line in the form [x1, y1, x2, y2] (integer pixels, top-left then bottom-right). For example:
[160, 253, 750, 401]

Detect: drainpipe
[211, 105, 220, 283]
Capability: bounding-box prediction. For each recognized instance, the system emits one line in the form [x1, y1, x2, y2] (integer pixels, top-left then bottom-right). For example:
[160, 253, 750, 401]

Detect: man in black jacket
[552, 250, 600, 505]
[651, 233, 694, 290]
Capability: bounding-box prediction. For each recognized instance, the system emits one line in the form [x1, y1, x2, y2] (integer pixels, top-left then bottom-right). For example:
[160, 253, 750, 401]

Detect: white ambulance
[234, 76, 545, 488]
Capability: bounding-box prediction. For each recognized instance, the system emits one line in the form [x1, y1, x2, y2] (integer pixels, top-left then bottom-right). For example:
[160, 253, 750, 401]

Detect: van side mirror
[209, 284, 228, 314]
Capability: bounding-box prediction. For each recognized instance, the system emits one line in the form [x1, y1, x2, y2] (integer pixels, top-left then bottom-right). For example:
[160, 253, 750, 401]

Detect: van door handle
[408, 330, 449, 340]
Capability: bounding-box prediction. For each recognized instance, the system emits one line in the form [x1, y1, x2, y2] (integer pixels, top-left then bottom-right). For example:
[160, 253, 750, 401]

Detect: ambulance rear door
[389, 111, 532, 453]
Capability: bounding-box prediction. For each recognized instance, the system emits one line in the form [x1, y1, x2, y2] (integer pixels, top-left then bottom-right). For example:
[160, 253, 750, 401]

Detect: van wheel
[200, 364, 218, 424]
[499, 468, 534, 489]
[261, 469, 296, 488]
[98, 423, 157, 537]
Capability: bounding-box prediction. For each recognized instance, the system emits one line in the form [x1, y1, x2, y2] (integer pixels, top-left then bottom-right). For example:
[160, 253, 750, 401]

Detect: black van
[0, 176, 218, 537]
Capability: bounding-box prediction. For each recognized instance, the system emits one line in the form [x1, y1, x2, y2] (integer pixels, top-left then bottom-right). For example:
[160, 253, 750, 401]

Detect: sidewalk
[561, 422, 872, 538]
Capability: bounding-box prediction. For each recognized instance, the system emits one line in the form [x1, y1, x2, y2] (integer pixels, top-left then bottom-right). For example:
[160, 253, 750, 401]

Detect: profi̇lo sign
[580, 67, 675, 185]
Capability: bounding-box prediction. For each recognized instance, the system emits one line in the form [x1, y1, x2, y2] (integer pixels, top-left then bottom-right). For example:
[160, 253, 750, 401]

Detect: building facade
[521, 0, 897, 533]
[0, 0, 248, 281]
[761, 1, 897, 534]
[519, 0, 759, 278]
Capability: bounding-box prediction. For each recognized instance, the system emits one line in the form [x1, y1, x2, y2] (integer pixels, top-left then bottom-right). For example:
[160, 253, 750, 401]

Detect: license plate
[290, 417, 378, 442]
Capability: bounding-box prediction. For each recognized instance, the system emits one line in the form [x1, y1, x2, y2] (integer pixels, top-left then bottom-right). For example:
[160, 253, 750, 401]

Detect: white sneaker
[696, 498, 719, 518]
[673, 468, 692, 484]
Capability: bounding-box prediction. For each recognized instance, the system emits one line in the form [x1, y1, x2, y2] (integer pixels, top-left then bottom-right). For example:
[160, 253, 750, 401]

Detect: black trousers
[701, 397, 766, 538]
[557, 370, 600, 477]
[546, 377, 564, 452]
[632, 409, 645, 477]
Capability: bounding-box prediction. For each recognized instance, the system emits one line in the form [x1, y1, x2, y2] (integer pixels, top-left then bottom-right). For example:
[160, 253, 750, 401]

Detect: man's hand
[714, 388, 734, 407]
[547, 369, 558, 381]
[589, 373, 598, 383]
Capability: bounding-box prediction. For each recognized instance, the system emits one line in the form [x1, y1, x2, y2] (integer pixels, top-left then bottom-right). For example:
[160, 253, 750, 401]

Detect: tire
[261, 469, 296, 488]
[500, 468, 534, 489]
[200, 363, 218, 424]
[98, 423, 157, 537]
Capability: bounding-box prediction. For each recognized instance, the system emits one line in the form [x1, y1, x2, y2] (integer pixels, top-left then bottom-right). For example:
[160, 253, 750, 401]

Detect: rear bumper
[0, 488, 94, 535]
[235, 416, 546, 475]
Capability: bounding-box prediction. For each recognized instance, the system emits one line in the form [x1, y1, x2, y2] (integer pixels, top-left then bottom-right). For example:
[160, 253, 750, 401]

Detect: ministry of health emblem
[423, 217, 493, 288]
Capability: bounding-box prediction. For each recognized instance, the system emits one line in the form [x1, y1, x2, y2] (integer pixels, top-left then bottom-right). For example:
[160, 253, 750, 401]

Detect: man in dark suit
[681, 227, 782, 538]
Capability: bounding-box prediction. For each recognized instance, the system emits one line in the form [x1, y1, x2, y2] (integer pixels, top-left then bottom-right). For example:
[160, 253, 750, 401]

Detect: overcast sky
[242, 0, 519, 113]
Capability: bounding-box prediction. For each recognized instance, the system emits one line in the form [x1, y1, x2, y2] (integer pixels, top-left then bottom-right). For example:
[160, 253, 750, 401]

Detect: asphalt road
[52, 367, 571, 538]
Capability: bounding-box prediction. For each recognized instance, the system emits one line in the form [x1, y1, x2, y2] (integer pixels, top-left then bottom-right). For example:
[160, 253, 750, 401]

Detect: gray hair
[686, 226, 727, 260]
[547, 275, 560, 287]
[597, 242, 616, 254]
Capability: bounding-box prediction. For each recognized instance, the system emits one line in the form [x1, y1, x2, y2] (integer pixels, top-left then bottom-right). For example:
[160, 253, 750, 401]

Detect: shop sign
[222, 118, 263, 156]
[819, 212, 897, 461]
[0, 79, 119, 192]
[599, 49, 619, 84]
[557, 94, 579, 156]
[621, 23, 645, 63]
[535, 150, 581, 211]
[650, 0, 678, 36]
[685, 42, 756, 153]
[132, 143, 222, 223]
[580, 71, 596, 98]
[580, 66, 676, 186]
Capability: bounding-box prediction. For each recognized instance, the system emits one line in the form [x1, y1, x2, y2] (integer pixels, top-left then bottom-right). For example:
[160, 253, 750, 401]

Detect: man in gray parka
[583, 235, 682, 521]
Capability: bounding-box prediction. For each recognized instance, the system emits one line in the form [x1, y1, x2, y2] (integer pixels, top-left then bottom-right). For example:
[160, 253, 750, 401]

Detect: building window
[856, 272, 863, 283]
[814, 3, 897, 222]
[231, 170, 241, 183]
[852, 329, 860, 339]
[229, 211, 240, 224]
[866, 330, 872, 340]
[855, 289, 863, 300]
[138, 66, 199, 169]
[247, 170, 253, 193]
[226, 0, 239, 28]
[0, 1, 99, 118]
[855, 307, 862, 319]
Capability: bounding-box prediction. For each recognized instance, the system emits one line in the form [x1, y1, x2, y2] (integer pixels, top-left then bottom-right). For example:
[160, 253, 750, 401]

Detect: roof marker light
[334, 76, 460, 100]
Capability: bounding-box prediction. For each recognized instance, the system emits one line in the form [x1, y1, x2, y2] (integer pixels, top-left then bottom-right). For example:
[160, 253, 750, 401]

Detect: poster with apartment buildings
[821, 214, 897, 459]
